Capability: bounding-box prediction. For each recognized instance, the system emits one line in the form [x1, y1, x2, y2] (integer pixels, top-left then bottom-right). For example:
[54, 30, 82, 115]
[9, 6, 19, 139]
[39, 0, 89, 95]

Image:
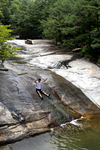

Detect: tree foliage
[0, 0, 100, 60]
[0, 9, 19, 66]
[0, 24, 19, 66]
[41, 0, 100, 59]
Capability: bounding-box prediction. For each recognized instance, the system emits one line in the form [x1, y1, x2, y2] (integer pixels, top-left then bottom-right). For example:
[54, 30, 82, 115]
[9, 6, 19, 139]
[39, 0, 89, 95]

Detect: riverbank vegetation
[0, 0, 100, 62]
[0, 10, 20, 66]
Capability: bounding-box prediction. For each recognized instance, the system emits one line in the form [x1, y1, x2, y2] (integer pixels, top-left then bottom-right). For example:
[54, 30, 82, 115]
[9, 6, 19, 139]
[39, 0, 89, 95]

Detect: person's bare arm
[35, 78, 38, 83]
[42, 78, 48, 82]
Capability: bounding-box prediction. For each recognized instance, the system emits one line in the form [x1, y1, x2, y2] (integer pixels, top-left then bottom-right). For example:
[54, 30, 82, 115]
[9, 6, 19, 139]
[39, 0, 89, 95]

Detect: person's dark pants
[36, 89, 44, 99]
[36, 88, 49, 99]
[36, 88, 43, 94]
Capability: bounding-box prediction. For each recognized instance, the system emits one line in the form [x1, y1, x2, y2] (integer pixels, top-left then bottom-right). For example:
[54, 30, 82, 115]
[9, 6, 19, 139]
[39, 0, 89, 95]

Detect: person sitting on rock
[35, 78, 50, 100]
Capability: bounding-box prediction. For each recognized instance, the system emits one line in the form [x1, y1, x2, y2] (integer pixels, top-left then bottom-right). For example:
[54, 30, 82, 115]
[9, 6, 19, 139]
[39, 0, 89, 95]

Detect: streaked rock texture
[0, 40, 100, 145]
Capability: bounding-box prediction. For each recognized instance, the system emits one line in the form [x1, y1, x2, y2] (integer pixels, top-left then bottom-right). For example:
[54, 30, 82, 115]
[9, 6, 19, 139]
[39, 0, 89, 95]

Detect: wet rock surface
[0, 39, 100, 145]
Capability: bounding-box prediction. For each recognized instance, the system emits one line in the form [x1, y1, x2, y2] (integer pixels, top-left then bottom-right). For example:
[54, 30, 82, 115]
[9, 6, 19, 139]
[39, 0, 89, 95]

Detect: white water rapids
[7, 39, 100, 107]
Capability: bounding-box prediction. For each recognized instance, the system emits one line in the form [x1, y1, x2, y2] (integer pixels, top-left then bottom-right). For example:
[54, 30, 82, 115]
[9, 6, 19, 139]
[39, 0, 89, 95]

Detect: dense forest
[0, 0, 100, 61]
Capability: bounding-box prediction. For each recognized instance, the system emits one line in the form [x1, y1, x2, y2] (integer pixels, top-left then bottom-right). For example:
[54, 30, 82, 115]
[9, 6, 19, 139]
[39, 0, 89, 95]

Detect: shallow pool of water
[1, 114, 100, 150]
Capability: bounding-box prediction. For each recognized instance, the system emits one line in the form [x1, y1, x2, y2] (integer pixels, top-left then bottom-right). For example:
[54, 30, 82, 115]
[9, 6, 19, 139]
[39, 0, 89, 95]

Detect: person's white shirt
[36, 81, 42, 89]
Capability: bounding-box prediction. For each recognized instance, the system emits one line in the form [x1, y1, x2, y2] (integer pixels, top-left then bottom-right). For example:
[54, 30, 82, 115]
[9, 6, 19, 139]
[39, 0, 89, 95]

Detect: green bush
[79, 45, 92, 58]
[98, 58, 100, 62]
[79, 44, 100, 59]
[0, 24, 20, 66]
[91, 32, 100, 44]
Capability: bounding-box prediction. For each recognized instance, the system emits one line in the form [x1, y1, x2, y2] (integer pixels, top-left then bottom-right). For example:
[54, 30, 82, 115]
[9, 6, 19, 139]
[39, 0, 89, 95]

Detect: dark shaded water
[1, 114, 100, 150]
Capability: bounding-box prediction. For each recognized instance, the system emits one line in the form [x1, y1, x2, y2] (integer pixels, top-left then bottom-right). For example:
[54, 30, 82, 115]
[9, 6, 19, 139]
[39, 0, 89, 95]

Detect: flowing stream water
[0, 39, 100, 150]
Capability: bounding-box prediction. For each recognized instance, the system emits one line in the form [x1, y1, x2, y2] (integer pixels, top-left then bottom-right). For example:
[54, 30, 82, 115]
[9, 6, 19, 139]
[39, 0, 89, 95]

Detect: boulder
[72, 48, 81, 52]
[25, 39, 33, 44]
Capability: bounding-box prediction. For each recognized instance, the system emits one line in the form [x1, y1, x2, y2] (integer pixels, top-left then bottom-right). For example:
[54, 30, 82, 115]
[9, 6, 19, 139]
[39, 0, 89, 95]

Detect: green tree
[0, 0, 11, 25]
[0, 24, 19, 66]
[8, 0, 41, 38]
[41, 0, 100, 48]
[41, 0, 75, 45]
[9, 0, 56, 39]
